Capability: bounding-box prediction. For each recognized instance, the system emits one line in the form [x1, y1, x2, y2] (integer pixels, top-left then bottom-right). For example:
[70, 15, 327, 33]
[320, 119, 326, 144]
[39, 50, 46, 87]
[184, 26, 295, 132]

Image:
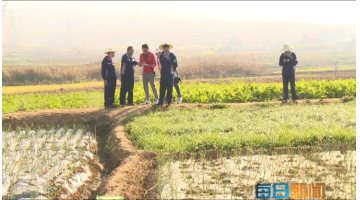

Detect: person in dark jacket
[157, 43, 178, 107]
[101, 48, 117, 109]
[119, 46, 139, 107]
[279, 44, 298, 104]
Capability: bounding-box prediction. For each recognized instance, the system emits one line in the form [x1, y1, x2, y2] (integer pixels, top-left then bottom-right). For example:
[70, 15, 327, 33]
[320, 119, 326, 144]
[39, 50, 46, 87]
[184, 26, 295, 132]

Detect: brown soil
[1, 99, 348, 199]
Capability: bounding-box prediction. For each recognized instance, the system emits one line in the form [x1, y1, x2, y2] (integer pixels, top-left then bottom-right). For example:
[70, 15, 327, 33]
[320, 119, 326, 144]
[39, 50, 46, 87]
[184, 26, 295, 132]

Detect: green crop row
[125, 101, 356, 152]
[2, 79, 356, 113]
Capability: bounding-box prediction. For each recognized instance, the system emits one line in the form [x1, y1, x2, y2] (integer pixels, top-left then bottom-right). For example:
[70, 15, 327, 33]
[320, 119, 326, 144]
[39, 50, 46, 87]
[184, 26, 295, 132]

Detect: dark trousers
[120, 75, 134, 105]
[159, 76, 174, 105]
[104, 78, 117, 107]
[174, 79, 182, 97]
[282, 74, 297, 101]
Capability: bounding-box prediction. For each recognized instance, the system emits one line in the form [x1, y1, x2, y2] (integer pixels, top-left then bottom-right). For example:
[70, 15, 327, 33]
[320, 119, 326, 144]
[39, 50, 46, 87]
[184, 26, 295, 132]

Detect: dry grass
[2, 64, 107, 86]
[2, 53, 266, 86]
[2, 81, 105, 94]
[179, 53, 267, 78]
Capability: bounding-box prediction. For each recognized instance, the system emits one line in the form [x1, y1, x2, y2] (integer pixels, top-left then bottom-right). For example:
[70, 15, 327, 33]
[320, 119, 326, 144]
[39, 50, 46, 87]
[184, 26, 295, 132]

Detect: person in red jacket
[139, 44, 159, 105]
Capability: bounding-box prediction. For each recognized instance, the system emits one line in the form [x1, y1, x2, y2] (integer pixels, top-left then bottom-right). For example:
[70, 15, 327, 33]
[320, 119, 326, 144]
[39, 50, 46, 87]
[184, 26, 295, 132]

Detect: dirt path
[1, 99, 347, 199]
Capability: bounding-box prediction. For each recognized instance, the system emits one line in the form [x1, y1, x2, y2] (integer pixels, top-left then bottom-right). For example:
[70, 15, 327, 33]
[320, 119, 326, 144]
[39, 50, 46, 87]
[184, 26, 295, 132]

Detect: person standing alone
[334, 63, 339, 77]
[139, 44, 159, 105]
[279, 44, 298, 104]
[101, 48, 117, 109]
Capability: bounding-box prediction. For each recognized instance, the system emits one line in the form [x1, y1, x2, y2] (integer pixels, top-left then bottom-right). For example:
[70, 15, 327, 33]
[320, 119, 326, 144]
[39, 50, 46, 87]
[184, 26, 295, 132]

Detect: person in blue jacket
[120, 46, 139, 107]
[101, 48, 117, 109]
[279, 44, 298, 104]
[157, 43, 178, 107]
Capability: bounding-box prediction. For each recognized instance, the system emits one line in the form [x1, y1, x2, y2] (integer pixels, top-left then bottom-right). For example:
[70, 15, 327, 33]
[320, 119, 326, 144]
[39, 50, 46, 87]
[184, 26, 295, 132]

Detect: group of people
[102, 43, 304, 108]
[101, 43, 182, 108]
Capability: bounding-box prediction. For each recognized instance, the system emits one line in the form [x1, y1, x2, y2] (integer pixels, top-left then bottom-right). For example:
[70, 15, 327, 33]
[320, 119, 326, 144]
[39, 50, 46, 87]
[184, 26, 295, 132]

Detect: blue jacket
[121, 53, 138, 79]
[101, 55, 117, 80]
[279, 52, 298, 76]
[160, 52, 178, 78]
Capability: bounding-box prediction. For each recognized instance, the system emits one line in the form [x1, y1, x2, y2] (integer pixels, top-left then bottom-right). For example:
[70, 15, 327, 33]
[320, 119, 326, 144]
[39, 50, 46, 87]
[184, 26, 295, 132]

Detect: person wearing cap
[157, 43, 178, 106]
[101, 48, 117, 109]
[155, 47, 182, 104]
[139, 44, 159, 105]
[279, 44, 298, 104]
[120, 46, 139, 107]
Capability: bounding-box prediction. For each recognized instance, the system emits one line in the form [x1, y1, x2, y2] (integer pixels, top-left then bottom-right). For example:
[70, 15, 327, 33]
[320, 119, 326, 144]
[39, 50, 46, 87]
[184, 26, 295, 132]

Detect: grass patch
[209, 103, 229, 110]
[125, 102, 356, 152]
[341, 95, 355, 103]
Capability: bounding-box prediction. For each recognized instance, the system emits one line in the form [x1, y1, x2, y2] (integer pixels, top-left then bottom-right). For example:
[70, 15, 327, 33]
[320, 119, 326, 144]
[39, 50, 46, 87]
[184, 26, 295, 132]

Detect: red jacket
[139, 51, 157, 74]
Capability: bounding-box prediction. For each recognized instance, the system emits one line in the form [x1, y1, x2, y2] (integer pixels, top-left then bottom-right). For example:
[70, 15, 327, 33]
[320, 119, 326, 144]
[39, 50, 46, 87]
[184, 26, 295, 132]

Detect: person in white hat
[101, 48, 117, 108]
[157, 43, 178, 107]
[155, 47, 182, 104]
[279, 44, 298, 104]
[154, 47, 162, 72]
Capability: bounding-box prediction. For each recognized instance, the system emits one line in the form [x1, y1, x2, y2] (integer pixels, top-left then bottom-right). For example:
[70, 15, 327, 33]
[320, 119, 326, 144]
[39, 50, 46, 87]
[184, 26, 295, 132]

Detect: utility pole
[8, 11, 18, 47]
[67, 20, 73, 48]
[2, 0, 7, 17]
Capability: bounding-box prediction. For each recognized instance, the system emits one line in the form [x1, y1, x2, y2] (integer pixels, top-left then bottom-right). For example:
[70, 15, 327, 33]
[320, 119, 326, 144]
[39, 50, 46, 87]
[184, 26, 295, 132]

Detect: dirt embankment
[3, 106, 159, 199]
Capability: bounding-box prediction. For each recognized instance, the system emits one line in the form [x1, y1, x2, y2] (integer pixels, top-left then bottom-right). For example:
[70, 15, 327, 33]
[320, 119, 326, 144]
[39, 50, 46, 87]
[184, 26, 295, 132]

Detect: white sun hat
[281, 44, 294, 51]
[104, 48, 117, 54]
[154, 47, 162, 53]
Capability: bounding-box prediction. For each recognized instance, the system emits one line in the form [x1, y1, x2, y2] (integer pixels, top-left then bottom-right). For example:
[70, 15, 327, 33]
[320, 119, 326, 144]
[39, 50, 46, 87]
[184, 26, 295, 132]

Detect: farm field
[2, 101, 356, 199]
[2, 81, 105, 95]
[2, 79, 356, 113]
[1, 52, 357, 200]
[158, 150, 355, 199]
[2, 70, 356, 95]
[128, 102, 356, 199]
[2, 51, 355, 86]
[272, 66, 356, 73]
[2, 127, 99, 199]
[125, 102, 356, 152]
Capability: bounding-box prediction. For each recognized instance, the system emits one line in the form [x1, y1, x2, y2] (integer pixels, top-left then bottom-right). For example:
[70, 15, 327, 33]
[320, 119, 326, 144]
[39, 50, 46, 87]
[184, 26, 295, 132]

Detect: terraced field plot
[158, 150, 356, 199]
[1, 100, 356, 199]
[124, 101, 356, 199]
[126, 101, 356, 152]
[2, 128, 100, 199]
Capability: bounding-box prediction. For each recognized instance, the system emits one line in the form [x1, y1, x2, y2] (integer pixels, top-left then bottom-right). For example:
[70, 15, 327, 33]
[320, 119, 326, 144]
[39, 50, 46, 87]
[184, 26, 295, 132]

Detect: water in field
[2, 128, 97, 199]
[159, 151, 356, 199]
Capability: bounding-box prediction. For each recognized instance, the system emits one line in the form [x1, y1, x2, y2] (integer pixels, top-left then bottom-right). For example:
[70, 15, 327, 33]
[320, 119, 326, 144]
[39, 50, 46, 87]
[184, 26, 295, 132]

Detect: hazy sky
[1, 1, 357, 54]
[3, 1, 357, 24]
